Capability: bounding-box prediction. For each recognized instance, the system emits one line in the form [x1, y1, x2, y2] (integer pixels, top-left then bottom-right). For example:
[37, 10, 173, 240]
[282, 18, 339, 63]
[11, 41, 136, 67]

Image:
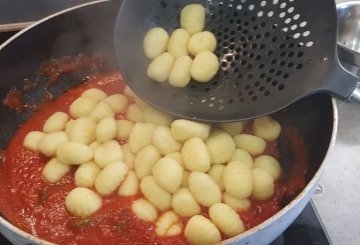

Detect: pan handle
[348, 83, 360, 103]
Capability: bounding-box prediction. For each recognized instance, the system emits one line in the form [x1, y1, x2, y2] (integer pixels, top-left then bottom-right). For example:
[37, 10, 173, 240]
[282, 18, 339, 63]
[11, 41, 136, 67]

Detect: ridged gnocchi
[95, 161, 128, 196]
[121, 143, 135, 169]
[254, 155, 282, 180]
[96, 117, 117, 143]
[171, 119, 210, 142]
[209, 203, 245, 237]
[69, 117, 96, 144]
[126, 104, 143, 122]
[180, 4, 206, 35]
[233, 134, 267, 156]
[75, 162, 100, 188]
[43, 112, 69, 133]
[207, 165, 225, 191]
[89, 101, 115, 122]
[169, 56, 192, 88]
[140, 176, 172, 211]
[191, 50, 219, 83]
[81, 88, 107, 102]
[23, 131, 46, 152]
[188, 171, 222, 207]
[253, 116, 281, 141]
[147, 52, 175, 83]
[132, 199, 158, 222]
[57, 142, 93, 165]
[172, 188, 201, 217]
[155, 211, 181, 237]
[223, 161, 253, 199]
[118, 170, 139, 196]
[252, 168, 274, 200]
[231, 149, 254, 169]
[129, 122, 155, 154]
[152, 126, 182, 155]
[152, 158, 183, 193]
[38, 131, 68, 157]
[42, 158, 71, 183]
[184, 215, 221, 245]
[65, 187, 102, 218]
[206, 130, 235, 164]
[116, 120, 134, 141]
[167, 29, 190, 58]
[94, 140, 123, 168]
[165, 152, 183, 167]
[69, 96, 97, 119]
[134, 145, 161, 179]
[188, 31, 217, 56]
[102, 94, 128, 114]
[217, 122, 244, 136]
[223, 192, 251, 211]
[181, 137, 211, 172]
[143, 27, 169, 59]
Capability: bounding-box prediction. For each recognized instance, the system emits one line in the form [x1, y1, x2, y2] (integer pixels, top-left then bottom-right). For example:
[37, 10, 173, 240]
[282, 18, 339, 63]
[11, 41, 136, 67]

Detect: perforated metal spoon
[114, 0, 360, 122]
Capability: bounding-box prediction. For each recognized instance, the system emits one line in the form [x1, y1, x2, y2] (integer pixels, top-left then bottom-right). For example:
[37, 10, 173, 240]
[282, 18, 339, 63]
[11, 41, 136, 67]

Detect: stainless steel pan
[0, 1, 337, 244]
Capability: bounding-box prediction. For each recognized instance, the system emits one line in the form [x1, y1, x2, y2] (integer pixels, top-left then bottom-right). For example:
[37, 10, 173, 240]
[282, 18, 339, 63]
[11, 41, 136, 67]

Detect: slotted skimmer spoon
[114, 0, 360, 122]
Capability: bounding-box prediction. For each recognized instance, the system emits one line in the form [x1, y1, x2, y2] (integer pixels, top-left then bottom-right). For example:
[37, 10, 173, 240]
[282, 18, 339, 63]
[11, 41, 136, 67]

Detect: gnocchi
[81, 88, 107, 102]
[167, 29, 190, 58]
[207, 165, 225, 191]
[121, 143, 135, 169]
[223, 192, 251, 211]
[38, 131, 68, 157]
[152, 126, 182, 155]
[180, 4, 206, 35]
[75, 162, 100, 188]
[206, 130, 235, 165]
[181, 137, 211, 172]
[252, 168, 274, 200]
[172, 188, 201, 217]
[155, 211, 181, 237]
[143, 107, 173, 126]
[116, 120, 134, 141]
[118, 171, 139, 196]
[94, 140, 123, 168]
[191, 50, 219, 83]
[126, 104, 143, 122]
[169, 56, 192, 88]
[233, 134, 267, 156]
[165, 152, 183, 167]
[184, 215, 221, 245]
[43, 112, 69, 133]
[254, 155, 282, 180]
[223, 161, 253, 199]
[134, 145, 161, 179]
[188, 31, 217, 56]
[56, 142, 93, 165]
[152, 158, 183, 193]
[132, 199, 158, 222]
[231, 149, 254, 169]
[23, 131, 46, 152]
[42, 158, 71, 183]
[69, 117, 96, 144]
[143, 27, 169, 59]
[89, 101, 115, 122]
[96, 117, 117, 143]
[171, 119, 210, 142]
[188, 171, 222, 207]
[147, 52, 175, 83]
[129, 122, 155, 153]
[217, 122, 244, 136]
[69, 96, 97, 119]
[65, 187, 102, 218]
[253, 116, 281, 141]
[209, 203, 245, 237]
[102, 94, 128, 114]
[95, 161, 128, 196]
[140, 176, 172, 211]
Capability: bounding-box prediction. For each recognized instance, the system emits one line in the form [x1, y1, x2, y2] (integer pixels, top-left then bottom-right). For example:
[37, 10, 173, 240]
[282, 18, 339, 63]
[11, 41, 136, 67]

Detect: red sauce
[0, 71, 309, 244]
[2, 86, 25, 112]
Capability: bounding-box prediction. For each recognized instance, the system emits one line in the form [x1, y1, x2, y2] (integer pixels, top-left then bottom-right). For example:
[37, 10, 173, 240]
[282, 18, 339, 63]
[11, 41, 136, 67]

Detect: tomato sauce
[0, 71, 309, 244]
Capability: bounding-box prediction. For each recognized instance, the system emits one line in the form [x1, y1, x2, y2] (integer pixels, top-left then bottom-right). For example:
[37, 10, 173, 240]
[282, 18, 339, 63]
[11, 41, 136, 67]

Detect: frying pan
[0, 1, 336, 244]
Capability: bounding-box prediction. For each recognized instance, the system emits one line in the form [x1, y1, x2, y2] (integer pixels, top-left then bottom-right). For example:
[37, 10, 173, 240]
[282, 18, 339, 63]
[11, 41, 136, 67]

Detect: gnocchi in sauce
[0, 72, 309, 244]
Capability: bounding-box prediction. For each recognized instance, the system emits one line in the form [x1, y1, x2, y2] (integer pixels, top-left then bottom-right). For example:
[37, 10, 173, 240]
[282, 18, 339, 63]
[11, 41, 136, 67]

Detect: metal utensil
[114, 0, 360, 122]
[337, 1, 360, 67]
